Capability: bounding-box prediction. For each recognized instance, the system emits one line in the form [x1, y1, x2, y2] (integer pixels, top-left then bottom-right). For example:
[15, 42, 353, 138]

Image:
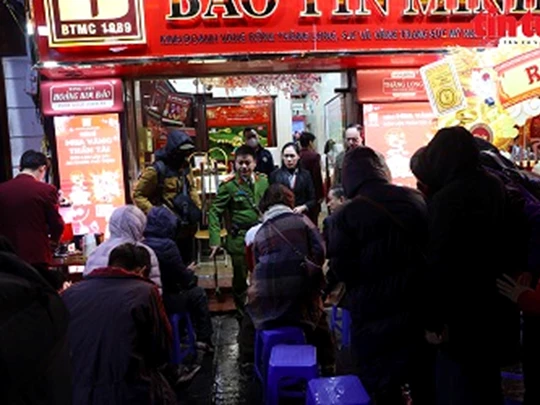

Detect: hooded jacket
[143, 206, 193, 292]
[83, 206, 162, 290]
[133, 130, 201, 215]
[327, 146, 428, 394]
[411, 127, 508, 356]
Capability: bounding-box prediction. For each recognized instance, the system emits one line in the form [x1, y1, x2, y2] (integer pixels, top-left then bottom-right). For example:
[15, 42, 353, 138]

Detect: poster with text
[55, 113, 125, 237]
[363, 102, 436, 188]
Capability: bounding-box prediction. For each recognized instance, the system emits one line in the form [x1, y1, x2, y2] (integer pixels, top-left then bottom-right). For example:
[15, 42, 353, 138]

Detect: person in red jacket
[0, 150, 64, 272]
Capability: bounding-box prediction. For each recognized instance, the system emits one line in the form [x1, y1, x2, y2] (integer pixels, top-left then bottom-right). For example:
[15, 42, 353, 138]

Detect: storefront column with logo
[40, 79, 129, 239]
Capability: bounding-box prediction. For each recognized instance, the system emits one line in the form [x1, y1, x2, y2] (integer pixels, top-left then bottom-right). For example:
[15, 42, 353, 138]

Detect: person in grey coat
[83, 205, 162, 291]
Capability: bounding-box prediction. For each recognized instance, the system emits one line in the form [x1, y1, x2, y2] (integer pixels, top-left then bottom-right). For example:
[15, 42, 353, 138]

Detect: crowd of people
[1, 124, 540, 405]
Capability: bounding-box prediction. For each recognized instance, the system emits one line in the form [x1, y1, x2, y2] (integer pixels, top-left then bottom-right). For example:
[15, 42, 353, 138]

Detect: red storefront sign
[41, 79, 124, 115]
[31, 0, 525, 64]
[43, 0, 145, 47]
[357, 69, 427, 102]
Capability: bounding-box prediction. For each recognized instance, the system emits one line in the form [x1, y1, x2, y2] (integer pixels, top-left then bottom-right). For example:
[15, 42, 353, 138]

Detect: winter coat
[411, 127, 508, 359]
[0, 252, 72, 405]
[270, 167, 316, 211]
[143, 206, 193, 292]
[0, 174, 64, 266]
[300, 148, 324, 204]
[62, 267, 175, 405]
[327, 146, 428, 394]
[133, 130, 201, 214]
[83, 205, 162, 290]
[247, 204, 325, 330]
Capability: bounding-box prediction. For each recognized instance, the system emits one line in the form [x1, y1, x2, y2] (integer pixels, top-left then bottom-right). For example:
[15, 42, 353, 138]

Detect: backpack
[0, 252, 71, 404]
[152, 160, 202, 230]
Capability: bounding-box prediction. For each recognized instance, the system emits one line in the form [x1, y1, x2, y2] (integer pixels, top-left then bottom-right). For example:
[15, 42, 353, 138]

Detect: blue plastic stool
[306, 375, 371, 405]
[254, 327, 306, 384]
[266, 344, 319, 405]
[169, 312, 196, 365]
[331, 306, 351, 348]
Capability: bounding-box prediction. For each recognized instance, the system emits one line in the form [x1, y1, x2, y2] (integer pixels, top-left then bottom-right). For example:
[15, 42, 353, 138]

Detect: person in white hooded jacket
[83, 205, 162, 291]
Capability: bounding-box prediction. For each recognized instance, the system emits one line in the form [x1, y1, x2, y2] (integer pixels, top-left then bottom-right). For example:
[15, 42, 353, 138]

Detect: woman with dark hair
[241, 184, 335, 375]
[269, 142, 317, 221]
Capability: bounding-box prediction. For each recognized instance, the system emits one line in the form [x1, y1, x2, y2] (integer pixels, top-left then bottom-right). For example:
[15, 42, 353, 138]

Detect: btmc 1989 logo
[44, 0, 146, 48]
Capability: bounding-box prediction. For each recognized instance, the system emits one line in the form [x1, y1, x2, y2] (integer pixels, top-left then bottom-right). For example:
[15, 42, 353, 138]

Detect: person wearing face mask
[243, 127, 275, 176]
[270, 142, 316, 219]
[134, 129, 201, 263]
[334, 124, 365, 186]
[208, 145, 269, 319]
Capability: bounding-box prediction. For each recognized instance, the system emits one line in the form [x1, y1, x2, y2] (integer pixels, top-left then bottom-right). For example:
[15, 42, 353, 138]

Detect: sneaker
[175, 364, 202, 384]
[196, 341, 215, 355]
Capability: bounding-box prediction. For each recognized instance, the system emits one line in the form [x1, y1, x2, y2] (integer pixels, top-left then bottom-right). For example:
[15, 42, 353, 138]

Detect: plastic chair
[306, 375, 371, 405]
[254, 326, 306, 384]
[331, 306, 351, 348]
[266, 344, 319, 405]
[169, 312, 197, 365]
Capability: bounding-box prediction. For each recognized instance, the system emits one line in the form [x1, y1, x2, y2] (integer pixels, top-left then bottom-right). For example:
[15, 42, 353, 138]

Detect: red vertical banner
[363, 102, 436, 188]
[54, 113, 126, 236]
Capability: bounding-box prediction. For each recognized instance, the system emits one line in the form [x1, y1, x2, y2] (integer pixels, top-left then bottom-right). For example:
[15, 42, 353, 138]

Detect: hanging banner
[41, 79, 124, 115]
[495, 48, 540, 108]
[55, 113, 126, 236]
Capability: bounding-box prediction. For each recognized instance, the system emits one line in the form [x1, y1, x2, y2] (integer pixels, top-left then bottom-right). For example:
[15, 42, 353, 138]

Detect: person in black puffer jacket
[143, 206, 213, 350]
[326, 147, 432, 404]
[411, 127, 507, 405]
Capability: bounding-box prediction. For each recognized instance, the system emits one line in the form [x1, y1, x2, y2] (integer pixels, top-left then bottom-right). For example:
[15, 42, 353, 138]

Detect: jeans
[163, 286, 213, 343]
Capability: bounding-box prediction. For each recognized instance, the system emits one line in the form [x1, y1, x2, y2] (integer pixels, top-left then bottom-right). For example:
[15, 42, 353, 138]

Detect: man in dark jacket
[62, 243, 176, 405]
[243, 127, 275, 176]
[134, 129, 201, 263]
[299, 132, 324, 225]
[143, 206, 213, 351]
[411, 127, 506, 405]
[0, 150, 64, 274]
[327, 147, 431, 404]
[0, 240, 72, 405]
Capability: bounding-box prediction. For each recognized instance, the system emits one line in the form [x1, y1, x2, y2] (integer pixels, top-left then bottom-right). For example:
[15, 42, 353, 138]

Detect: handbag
[265, 219, 324, 286]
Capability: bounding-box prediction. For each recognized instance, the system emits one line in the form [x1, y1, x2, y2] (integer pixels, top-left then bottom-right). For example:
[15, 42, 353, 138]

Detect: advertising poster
[206, 102, 274, 160]
[363, 102, 436, 188]
[55, 113, 126, 236]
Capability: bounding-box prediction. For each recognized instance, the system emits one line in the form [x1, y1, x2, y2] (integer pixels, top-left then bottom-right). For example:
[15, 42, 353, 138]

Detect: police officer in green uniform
[209, 145, 269, 317]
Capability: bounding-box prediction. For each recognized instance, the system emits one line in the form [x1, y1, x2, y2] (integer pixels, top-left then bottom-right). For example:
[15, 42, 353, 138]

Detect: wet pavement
[176, 313, 524, 405]
[176, 314, 262, 405]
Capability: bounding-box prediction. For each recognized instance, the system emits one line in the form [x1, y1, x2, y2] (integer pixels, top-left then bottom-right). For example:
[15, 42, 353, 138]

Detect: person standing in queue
[334, 124, 364, 186]
[299, 132, 324, 226]
[243, 127, 275, 176]
[0, 150, 65, 288]
[133, 129, 201, 263]
[270, 142, 316, 221]
[208, 145, 269, 319]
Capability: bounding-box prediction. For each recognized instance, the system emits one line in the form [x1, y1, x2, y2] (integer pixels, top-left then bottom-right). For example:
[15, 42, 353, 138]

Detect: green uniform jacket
[208, 173, 269, 255]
